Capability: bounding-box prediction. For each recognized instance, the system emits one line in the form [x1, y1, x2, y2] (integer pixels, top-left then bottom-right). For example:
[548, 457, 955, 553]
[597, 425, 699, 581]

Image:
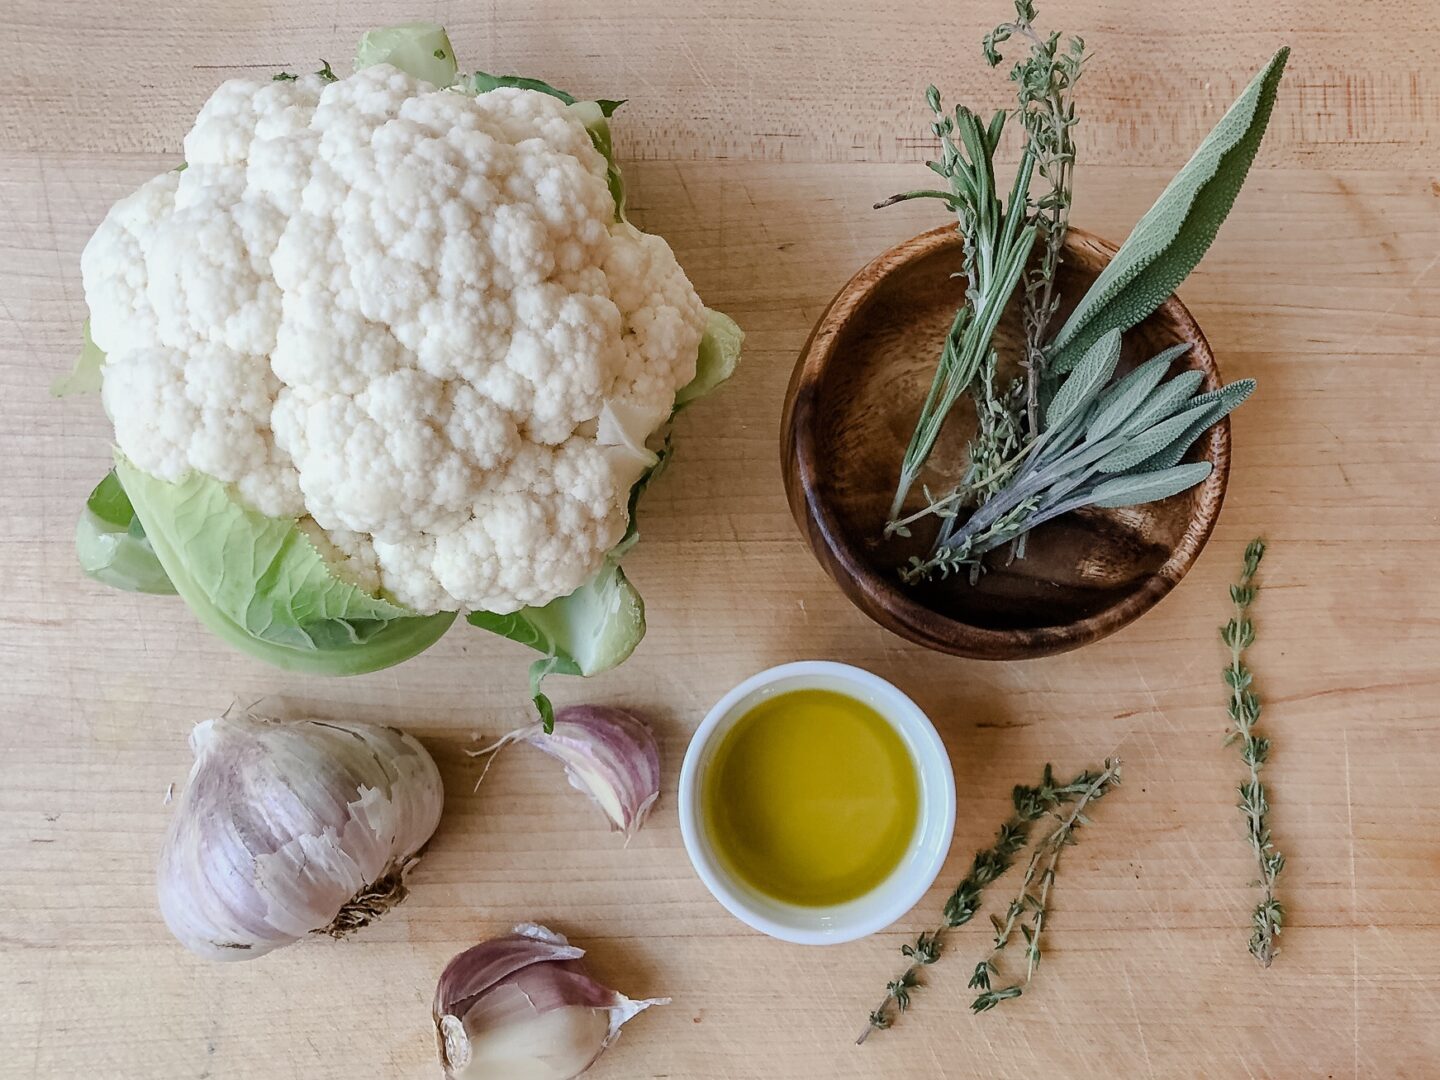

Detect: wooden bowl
[781, 225, 1230, 660]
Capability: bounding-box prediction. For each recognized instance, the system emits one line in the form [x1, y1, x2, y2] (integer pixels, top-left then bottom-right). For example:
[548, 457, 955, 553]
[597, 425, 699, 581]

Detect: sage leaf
[1047, 48, 1289, 373]
[1089, 462, 1214, 508]
[1096, 400, 1216, 474]
[1118, 368, 1206, 436]
[1133, 379, 1257, 472]
[1045, 329, 1121, 430]
[1034, 400, 1096, 466]
[1188, 378, 1258, 420]
[1086, 344, 1190, 442]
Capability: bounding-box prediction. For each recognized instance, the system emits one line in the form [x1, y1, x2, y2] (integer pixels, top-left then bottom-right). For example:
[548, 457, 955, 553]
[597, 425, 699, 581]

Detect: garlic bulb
[470, 705, 660, 842]
[434, 924, 665, 1080]
[158, 714, 444, 961]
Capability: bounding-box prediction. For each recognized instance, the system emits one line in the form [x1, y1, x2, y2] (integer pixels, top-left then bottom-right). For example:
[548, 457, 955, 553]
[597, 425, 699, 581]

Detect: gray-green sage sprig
[857, 763, 1115, 1043]
[969, 758, 1122, 1011]
[902, 331, 1255, 584]
[984, 1, 1086, 435]
[1223, 539, 1283, 966]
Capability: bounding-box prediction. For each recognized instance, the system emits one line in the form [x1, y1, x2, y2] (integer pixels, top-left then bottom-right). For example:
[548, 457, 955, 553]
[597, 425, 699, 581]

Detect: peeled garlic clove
[158, 714, 444, 961]
[435, 924, 666, 1080]
[470, 706, 660, 842]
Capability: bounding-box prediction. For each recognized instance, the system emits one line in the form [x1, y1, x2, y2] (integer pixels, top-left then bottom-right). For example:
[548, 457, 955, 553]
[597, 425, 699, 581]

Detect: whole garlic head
[157, 713, 444, 960]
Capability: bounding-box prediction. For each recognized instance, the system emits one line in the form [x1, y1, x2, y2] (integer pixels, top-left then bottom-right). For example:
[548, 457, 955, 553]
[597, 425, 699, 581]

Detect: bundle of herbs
[881, 2, 1288, 584]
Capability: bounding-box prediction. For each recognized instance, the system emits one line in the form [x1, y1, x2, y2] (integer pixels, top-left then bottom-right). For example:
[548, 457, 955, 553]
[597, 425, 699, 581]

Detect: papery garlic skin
[158, 715, 444, 961]
[435, 924, 665, 1080]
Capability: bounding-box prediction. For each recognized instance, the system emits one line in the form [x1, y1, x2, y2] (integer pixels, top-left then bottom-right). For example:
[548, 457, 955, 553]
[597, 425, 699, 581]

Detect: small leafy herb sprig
[966, 349, 1026, 507]
[969, 758, 1121, 1010]
[858, 761, 1122, 1042]
[881, 6, 1070, 536]
[1224, 539, 1283, 965]
[984, 2, 1086, 434]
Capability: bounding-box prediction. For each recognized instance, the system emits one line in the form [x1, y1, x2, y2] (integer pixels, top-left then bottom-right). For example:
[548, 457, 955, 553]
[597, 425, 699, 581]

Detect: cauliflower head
[83, 63, 707, 616]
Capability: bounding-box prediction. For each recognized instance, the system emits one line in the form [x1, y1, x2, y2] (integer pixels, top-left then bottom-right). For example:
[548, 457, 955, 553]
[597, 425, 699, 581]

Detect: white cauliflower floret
[83, 64, 707, 614]
[81, 171, 179, 355]
[428, 440, 635, 610]
[101, 343, 302, 517]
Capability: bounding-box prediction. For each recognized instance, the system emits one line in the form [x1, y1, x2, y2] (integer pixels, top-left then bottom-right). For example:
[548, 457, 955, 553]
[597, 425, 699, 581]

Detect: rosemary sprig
[857, 764, 1112, 1043]
[1223, 539, 1283, 966]
[969, 758, 1122, 1011]
[877, 88, 1038, 529]
[984, 2, 1086, 435]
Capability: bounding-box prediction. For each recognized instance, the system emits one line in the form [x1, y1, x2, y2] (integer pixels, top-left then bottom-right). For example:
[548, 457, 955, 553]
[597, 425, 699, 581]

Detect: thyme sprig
[984, 2, 1086, 435]
[968, 351, 1027, 506]
[858, 763, 1116, 1043]
[902, 352, 1029, 553]
[1223, 539, 1283, 966]
[969, 758, 1122, 1011]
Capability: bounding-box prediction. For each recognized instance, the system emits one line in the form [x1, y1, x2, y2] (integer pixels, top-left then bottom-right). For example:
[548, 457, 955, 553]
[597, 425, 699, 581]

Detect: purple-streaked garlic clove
[470, 706, 660, 842]
[434, 923, 666, 1080]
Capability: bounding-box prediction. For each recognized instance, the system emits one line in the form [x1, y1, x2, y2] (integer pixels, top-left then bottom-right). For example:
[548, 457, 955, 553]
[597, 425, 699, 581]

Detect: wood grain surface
[3, 2, 1438, 1078]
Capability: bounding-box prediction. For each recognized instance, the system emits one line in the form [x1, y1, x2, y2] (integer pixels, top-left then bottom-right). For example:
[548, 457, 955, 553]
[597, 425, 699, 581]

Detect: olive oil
[702, 688, 920, 907]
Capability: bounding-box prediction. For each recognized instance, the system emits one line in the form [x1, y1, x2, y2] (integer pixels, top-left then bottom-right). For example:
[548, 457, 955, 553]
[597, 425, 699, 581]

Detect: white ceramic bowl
[678, 661, 956, 945]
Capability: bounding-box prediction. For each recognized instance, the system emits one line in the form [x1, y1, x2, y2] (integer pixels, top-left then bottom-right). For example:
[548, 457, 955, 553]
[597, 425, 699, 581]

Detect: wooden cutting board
[3, 2, 1438, 1077]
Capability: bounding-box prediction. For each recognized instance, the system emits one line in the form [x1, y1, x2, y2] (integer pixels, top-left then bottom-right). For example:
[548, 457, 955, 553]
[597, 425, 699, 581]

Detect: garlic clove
[469, 706, 660, 841]
[434, 924, 666, 1080]
[444, 998, 610, 1080]
[434, 923, 586, 1005]
[157, 714, 444, 960]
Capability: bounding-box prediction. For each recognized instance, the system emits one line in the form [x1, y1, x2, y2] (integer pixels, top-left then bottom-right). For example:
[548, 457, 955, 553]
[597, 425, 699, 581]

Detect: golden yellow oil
[702, 688, 920, 907]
